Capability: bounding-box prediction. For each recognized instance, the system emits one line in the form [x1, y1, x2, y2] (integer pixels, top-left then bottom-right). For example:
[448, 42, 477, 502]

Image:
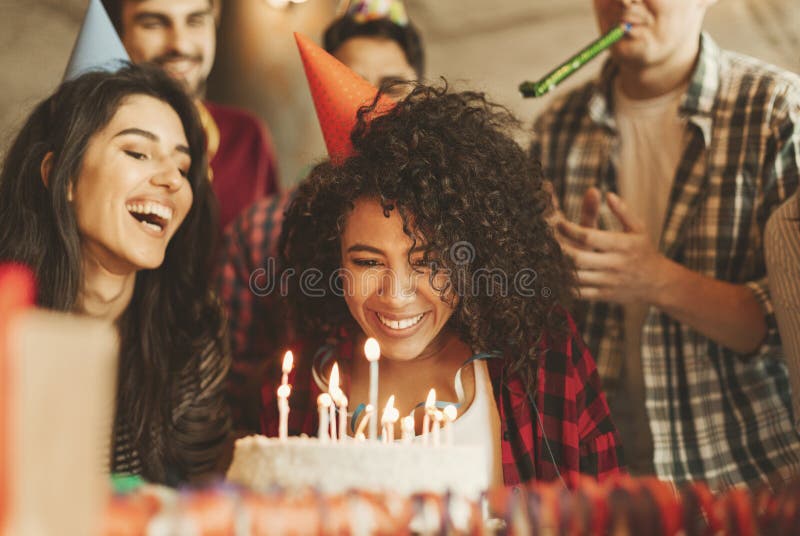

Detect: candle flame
[443, 404, 457, 422]
[425, 388, 436, 410]
[317, 392, 332, 408]
[277, 384, 291, 398]
[329, 362, 340, 395]
[364, 337, 381, 362]
[282, 350, 294, 374]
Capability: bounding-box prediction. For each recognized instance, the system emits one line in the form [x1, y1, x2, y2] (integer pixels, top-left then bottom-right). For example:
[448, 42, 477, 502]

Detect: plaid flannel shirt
[530, 34, 800, 490]
[259, 316, 624, 488]
[216, 191, 297, 434]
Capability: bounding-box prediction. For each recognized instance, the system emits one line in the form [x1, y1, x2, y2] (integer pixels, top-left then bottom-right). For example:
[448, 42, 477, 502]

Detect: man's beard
[152, 52, 206, 97]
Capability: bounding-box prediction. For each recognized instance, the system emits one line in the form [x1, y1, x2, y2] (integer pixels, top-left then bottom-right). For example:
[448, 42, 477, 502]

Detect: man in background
[102, 0, 280, 228]
[532, 0, 800, 489]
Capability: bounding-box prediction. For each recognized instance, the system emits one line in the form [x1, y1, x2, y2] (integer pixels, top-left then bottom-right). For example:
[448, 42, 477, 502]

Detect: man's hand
[546, 182, 602, 251]
[557, 192, 667, 304]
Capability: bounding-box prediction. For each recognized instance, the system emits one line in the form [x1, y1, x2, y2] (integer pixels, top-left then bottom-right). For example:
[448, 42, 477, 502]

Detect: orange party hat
[294, 32, 394, 162]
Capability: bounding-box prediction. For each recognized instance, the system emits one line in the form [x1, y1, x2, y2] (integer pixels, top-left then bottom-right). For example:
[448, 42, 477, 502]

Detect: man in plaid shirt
[531, 0, 800, 489]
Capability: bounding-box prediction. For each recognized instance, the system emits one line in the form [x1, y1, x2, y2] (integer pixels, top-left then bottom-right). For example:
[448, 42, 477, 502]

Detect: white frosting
[226, 435, 488, 499]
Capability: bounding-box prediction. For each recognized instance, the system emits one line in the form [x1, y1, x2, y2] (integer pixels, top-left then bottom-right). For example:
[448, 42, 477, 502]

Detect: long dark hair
[0, 64, 223, 482]
[280, 83, 575, 391]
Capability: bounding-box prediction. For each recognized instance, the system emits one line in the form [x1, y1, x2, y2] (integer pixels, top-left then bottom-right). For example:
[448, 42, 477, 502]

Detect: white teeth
[125, 201, 173, 222]
[141, 221, 162, 233]
[377, 313, 424, 330]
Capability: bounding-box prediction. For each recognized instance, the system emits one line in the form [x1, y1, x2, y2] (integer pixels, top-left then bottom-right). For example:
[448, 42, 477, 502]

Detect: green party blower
[519, 23, 631, 98]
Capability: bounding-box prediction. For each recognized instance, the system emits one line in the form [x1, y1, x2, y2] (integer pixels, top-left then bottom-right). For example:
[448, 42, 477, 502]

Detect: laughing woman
[0, 65, 230, 485]
[268, 84, 624, 487]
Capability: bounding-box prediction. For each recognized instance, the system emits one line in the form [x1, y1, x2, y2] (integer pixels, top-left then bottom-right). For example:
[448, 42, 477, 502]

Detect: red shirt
[259, 317, 625, 487]
[205, 102, 279, 229]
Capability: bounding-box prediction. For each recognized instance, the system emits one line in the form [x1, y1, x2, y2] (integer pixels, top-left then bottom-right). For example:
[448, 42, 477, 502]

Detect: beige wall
[2, 0, 798, 190]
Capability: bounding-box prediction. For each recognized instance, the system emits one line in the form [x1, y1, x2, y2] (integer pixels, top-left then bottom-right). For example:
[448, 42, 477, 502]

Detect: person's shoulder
[717, 48, 800, 107]
[204, 101, 266, 132]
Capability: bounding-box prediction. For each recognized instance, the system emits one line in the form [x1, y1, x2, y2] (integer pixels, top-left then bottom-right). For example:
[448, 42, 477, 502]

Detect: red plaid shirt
[260, 318, 624, 487]
[216, 192, 296, 433]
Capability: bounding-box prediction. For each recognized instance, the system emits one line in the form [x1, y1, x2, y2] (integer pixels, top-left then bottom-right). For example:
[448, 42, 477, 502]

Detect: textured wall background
[1, 0, 798, 188]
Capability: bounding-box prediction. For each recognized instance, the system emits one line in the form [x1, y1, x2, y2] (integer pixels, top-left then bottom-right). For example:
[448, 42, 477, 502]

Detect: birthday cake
[226, 435, 488, 498]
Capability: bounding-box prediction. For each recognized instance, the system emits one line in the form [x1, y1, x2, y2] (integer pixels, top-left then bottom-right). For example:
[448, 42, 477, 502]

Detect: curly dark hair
[279, 83, 576, 388]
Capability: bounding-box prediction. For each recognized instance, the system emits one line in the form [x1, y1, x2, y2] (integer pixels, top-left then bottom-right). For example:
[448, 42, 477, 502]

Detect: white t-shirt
[447, 360, 504, 488]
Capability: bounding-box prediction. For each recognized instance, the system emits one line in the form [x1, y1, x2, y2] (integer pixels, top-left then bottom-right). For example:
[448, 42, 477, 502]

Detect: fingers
[576, 286, 610, 301]
[580, 187, 602, 228]
[559, 241, 621, 270]
[557, 219, 627, 252]
[576, 269, 616, 287]
[606, 192, 645, 233]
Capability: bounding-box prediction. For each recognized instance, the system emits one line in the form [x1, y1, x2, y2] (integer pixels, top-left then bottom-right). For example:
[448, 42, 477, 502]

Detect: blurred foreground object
[0, 265, 118, 535]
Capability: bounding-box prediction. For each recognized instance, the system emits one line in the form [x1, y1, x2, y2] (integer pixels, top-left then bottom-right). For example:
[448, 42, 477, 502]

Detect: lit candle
[364, 338, 381, 441]
[388, 408, 399, 443]
[329, 363, 340, 442]
[422, 388, 436, 446]
[277, 383, 291, 441]
[401, 415, 415, 444]
[317, 393, 332, 442]
[354, 404, 374, 439]
[337, 392, 349, 442]
[432, 409, 443, 447]
[443, 405, 457, 446]
[381, 395, 396, 443]
[281, 350, 294, 387]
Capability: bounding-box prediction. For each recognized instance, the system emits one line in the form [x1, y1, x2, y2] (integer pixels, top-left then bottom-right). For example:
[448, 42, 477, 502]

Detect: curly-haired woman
[0, 65, 230, 485]
[262, 84, 624, 487]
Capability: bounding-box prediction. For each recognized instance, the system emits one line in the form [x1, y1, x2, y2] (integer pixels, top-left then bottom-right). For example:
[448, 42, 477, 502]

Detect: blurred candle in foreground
[422, 388, 436, 446]
[443, 405, 457, 446]
[277, 384, 291, 441]
[317, 393, 332, 442]
[281, 350, 293, 387]
[364, 338, 381, 441]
